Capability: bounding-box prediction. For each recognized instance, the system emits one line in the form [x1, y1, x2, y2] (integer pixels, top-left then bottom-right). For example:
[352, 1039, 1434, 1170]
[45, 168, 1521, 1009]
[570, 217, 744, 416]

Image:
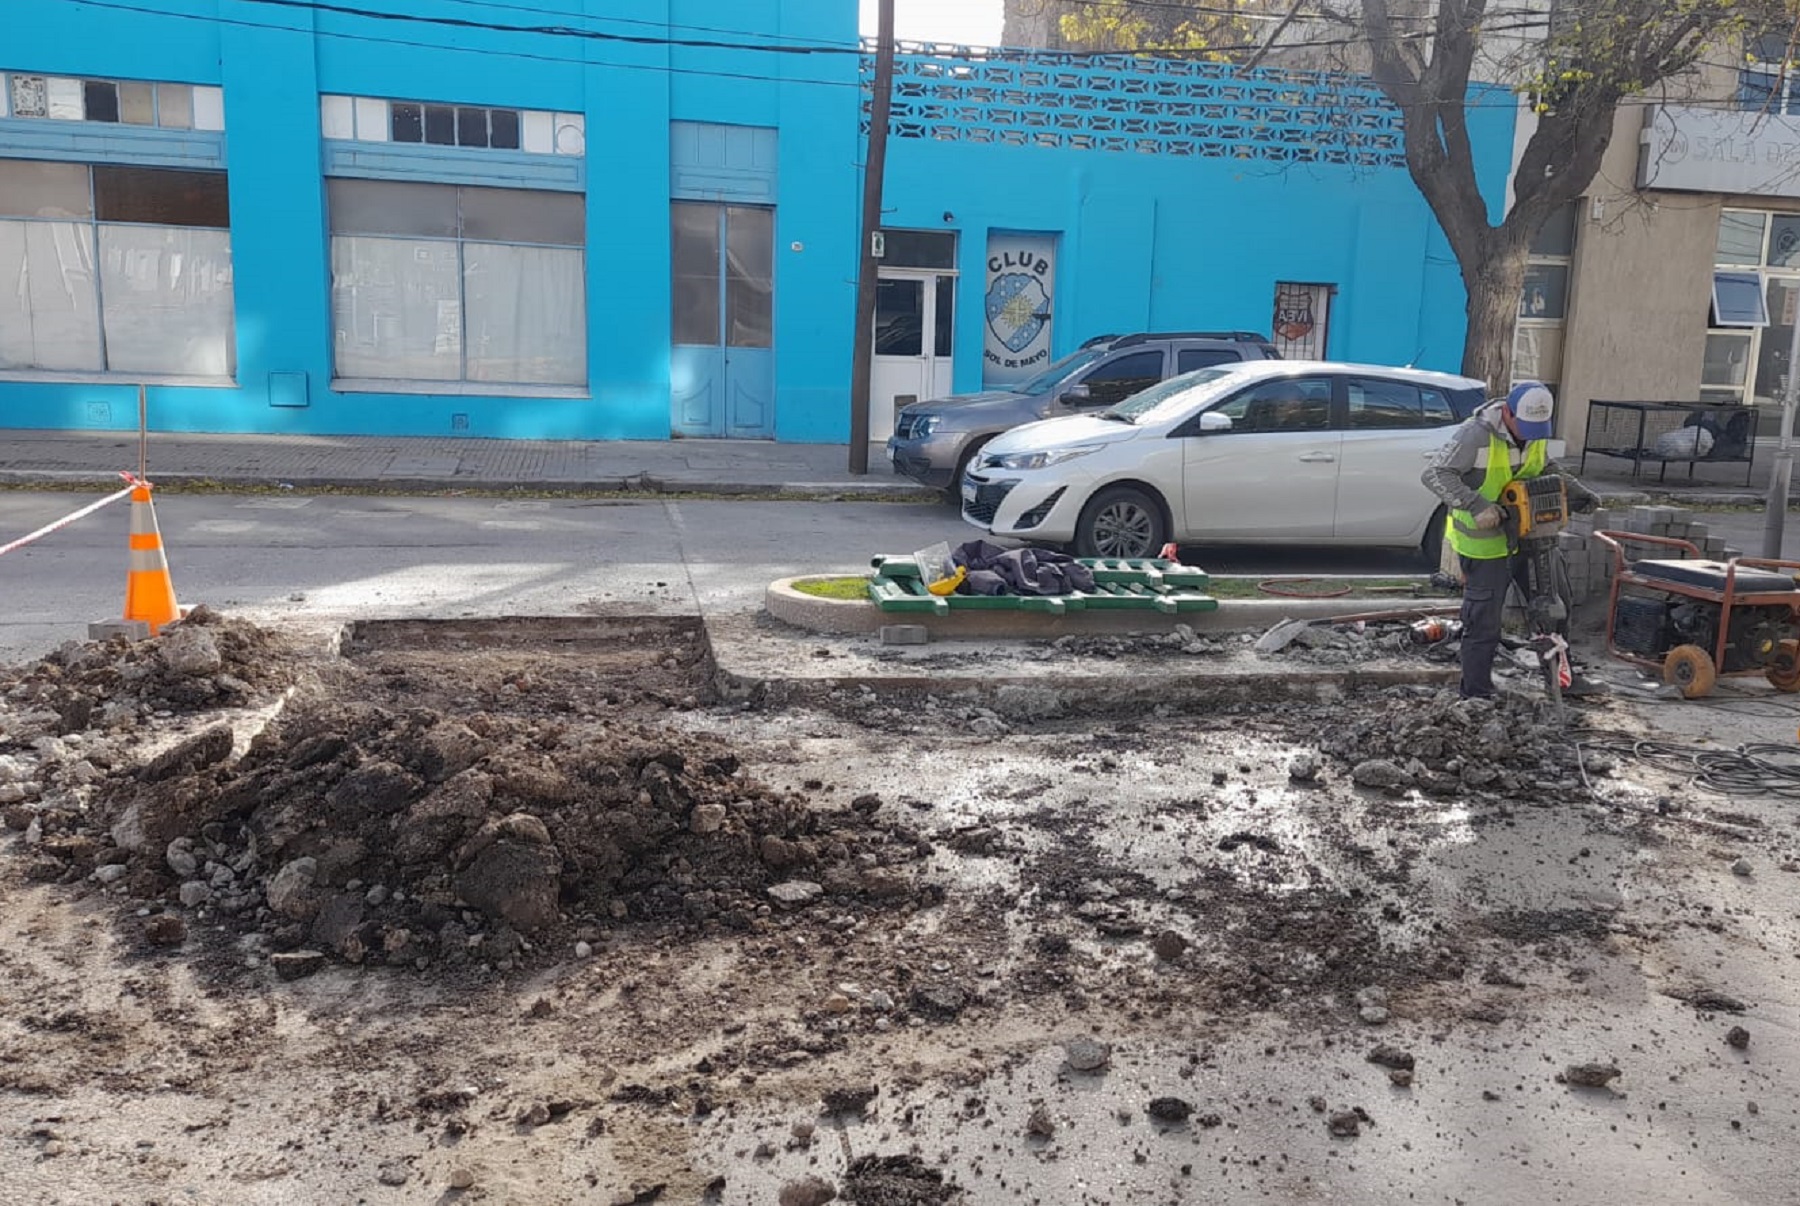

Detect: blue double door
[671, 202, 774, 438]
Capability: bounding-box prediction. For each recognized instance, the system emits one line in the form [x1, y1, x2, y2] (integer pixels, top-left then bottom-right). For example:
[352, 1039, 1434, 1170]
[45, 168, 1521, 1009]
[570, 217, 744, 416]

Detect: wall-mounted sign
[1640, 105, 1800, 198]
[983, 232, 1057, 386]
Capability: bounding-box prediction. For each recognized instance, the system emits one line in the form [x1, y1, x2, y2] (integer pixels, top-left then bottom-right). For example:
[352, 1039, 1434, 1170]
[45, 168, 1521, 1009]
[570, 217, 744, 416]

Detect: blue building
[0, 2, 1515, 445]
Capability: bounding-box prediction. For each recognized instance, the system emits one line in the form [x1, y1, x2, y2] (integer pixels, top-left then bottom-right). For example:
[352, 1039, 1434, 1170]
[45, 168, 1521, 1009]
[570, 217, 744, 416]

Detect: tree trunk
[1459, 249, 1529, 398]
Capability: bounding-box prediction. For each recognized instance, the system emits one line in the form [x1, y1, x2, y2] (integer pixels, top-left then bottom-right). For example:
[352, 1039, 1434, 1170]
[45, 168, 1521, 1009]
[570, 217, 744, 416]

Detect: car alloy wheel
[1076, 486, 1165, 560]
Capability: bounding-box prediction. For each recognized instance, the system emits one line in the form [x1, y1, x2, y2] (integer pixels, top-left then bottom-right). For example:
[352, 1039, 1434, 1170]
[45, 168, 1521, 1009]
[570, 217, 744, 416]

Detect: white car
[960, 360, 1489, 561]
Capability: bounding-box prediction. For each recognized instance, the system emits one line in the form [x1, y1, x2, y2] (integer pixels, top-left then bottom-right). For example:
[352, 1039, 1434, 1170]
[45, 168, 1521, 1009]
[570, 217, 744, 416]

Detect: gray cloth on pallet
[949, 540, 1097, 597]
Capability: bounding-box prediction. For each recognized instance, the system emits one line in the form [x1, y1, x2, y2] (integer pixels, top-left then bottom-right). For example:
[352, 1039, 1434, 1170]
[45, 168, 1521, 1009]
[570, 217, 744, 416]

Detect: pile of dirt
[1317, 688, 1585, 797]
[0, 605, 301, 738]
[75, 691, 932, 976]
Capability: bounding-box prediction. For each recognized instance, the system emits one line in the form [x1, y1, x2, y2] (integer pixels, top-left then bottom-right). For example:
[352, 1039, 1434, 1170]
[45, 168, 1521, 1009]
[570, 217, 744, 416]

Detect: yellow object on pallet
[926, 566, 967, 597]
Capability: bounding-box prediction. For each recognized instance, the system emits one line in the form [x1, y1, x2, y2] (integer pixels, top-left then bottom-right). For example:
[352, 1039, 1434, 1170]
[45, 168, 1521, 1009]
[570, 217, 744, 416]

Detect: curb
[765, 576, 1458, 639]
[0, 470, 940, 500]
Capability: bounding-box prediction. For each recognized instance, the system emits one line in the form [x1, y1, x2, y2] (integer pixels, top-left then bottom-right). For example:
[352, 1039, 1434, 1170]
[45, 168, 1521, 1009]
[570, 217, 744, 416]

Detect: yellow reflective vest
[1445, 432, 1547, 560]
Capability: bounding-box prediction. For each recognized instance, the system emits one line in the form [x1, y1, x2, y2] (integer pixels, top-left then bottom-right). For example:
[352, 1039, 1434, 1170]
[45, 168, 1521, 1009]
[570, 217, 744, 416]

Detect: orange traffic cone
[122, 482, 181, 634]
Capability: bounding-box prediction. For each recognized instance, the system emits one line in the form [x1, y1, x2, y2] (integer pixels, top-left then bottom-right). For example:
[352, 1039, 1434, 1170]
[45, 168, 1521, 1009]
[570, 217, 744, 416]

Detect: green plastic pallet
[864, 555, 1218, 615]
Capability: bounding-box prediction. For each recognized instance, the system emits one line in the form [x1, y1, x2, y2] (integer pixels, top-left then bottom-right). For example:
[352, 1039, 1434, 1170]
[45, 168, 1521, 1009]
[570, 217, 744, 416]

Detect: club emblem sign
[984, 234, 1057, 385]
[1274, 286, 1316, 342]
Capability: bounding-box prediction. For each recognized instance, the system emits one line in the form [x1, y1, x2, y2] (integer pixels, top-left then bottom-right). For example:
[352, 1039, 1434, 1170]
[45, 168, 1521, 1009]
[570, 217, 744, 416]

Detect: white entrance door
[872, 270, 956, 443]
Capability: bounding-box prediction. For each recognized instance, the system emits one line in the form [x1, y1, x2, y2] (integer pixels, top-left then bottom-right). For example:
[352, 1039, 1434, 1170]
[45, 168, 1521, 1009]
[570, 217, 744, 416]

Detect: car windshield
[1017, 348, 1106, 396]
[1104, 366, 1241, 422]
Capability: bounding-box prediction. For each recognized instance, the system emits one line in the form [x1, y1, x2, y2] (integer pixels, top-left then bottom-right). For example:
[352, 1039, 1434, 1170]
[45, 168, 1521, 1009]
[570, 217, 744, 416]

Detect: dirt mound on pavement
[1, 605, 301, 737]
[96, 692, 930, 975]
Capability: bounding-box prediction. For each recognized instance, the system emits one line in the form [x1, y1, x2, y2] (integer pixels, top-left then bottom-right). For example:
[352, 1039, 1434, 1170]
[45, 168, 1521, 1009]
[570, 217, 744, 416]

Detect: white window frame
[1705, 207, 1800, 407]
[0, 160, 237, 384]
[1512, 203, 1576, 390]
[327, 180, 589, 395]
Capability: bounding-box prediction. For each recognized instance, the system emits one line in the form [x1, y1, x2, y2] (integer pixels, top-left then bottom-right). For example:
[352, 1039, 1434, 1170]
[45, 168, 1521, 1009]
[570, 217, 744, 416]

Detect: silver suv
[885, 331, 1282, 494]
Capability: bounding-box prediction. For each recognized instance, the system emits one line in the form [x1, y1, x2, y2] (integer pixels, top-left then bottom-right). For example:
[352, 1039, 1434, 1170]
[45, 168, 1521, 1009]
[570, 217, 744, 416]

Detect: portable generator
[1592, 531, 1800, 698]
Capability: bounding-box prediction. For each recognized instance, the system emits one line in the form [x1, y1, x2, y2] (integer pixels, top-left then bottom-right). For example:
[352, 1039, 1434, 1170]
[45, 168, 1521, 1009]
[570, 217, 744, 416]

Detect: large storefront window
[0, 159, 235, 378]
[1703, 207, 1800, 407]
[328, 179, 587, 388]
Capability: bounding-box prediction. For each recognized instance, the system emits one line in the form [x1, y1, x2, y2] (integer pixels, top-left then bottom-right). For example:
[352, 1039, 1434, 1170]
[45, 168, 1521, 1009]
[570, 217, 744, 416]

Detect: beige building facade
[1550, 70, 1800, 456]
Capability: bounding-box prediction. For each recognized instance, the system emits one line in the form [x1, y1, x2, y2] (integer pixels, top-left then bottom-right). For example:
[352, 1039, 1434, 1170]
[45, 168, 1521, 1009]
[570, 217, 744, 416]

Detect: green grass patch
[791, 575, 874, 601]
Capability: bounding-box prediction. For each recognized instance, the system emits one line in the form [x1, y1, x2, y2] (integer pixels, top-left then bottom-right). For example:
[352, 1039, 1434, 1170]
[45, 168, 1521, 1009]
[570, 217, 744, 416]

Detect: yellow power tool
[1498, 476, 1569, 541]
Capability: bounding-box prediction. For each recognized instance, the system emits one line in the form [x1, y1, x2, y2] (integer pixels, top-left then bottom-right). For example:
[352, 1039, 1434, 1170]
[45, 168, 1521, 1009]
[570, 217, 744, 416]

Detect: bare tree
[1348, 0, 1790, 392]
[1034, 0, 1793, 391]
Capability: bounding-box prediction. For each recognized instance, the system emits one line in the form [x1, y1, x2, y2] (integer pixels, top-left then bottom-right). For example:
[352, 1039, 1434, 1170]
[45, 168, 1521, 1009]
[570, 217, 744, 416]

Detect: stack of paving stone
[1557, 505, 1741, 606]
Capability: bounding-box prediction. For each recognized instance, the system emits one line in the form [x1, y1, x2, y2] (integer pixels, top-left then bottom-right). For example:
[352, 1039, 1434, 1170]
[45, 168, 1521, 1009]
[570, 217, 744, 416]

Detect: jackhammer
[1498, 475, 1574, 717]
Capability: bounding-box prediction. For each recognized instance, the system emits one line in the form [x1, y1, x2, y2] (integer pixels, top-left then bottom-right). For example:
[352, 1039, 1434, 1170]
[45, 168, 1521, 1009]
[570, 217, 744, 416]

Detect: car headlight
[990, 444, 1103, 471]
[904, 414, 938, 438]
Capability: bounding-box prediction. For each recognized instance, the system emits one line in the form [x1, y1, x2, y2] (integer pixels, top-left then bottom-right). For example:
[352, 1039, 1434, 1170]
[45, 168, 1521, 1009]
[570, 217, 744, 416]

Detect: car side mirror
[1198, 412, 1233, 433]
[1063, 384, 1092, 404]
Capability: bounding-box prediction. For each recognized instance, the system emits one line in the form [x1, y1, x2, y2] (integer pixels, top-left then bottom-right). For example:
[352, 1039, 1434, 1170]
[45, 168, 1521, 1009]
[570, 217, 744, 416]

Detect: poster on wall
[984, 232, 1058, 386]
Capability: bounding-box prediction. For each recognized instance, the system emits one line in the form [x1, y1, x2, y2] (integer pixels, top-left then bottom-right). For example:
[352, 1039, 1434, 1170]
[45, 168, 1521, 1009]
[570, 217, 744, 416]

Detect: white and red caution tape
[0, 474, 143, 559]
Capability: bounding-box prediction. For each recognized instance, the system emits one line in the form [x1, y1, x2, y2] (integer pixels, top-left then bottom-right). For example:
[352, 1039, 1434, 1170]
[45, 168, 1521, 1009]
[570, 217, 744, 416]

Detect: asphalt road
[0, 490, 1789, 665]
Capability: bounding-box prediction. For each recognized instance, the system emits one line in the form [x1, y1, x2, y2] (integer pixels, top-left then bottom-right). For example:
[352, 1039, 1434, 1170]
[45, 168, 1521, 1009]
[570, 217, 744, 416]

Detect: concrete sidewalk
[0, 428, 936, 498]
[0, 425, 1794, 504]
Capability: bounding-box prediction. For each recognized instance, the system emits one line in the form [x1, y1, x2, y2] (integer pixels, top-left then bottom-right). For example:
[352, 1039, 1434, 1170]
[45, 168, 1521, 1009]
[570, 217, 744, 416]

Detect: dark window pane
[489, 109, 520, 149]
[1215, 377, 1333, 432]
[881, 229, 956, 270]
[1177, 348, 1240, 373]
[83, 80, 119, 123]
[327, 178, 457, 237]
[423, 104, 455, 145]
[671, 203, 721, 346]
[1529, 202, 1576, 257]
[391, 102, 423, 142]
[0, 160, 94, 218]
[456, 107, 489, 148]
[935, 274, 954, 358]
[460, 186, 584, 245]
[1347, 378, 1424, 429]
[875, 279, 924, 356]
[1079, 350, 1162, 406]
[93, 166, 229, 227]
[726, 206, 773, 349]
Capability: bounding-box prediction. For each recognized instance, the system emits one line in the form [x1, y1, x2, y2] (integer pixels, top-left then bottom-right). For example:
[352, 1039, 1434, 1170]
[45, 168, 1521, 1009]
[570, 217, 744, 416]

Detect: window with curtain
[670, 201, 773, 350]
[0, 159, 235, 377]
[328, 179, 587, 387]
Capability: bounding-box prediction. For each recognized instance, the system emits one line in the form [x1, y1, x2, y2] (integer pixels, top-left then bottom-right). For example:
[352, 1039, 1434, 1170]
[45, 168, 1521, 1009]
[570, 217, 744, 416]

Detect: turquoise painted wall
[880, 74, 1518, 389]
[0, 3, 1516, 440]
[0, 0, 860, 440]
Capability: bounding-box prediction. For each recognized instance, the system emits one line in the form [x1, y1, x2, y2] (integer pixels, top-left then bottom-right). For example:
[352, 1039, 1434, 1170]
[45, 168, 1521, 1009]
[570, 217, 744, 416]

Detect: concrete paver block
[880, 625, 929, 646]
[88, 619, 151, 641]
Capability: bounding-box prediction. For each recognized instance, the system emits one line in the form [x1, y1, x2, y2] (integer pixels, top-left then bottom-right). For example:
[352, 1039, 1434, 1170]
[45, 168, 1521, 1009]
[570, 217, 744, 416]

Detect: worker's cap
[1506, 382, 1555, 440]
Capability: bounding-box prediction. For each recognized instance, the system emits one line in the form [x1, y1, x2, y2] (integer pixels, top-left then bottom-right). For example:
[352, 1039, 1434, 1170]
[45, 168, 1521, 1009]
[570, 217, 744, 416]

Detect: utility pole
[848, 0, 895, 475]
[1762, 307, 1800, 558]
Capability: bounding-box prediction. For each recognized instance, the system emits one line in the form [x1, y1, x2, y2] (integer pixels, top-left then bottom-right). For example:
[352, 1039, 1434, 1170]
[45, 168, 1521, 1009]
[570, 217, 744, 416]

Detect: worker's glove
[1570, 493, 1598, 515]
[1474, 505, 1505, 531]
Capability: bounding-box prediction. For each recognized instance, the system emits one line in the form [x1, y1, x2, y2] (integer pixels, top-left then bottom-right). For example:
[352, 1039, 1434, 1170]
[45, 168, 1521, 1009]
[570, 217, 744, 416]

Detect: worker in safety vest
[1422, 382, 1599, 699]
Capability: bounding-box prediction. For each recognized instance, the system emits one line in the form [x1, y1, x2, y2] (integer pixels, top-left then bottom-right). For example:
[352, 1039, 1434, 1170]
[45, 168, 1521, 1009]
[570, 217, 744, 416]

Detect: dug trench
[0, 612, 1795, 1204]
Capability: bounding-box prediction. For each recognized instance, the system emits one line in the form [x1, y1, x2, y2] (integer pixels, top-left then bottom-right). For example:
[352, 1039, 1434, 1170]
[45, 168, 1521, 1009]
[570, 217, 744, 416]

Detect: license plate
[960, 479, 977, 504]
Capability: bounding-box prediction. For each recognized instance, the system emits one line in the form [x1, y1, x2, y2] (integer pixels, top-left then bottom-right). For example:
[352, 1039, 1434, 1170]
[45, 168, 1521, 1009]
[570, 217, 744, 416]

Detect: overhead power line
[59, 0, 1775, 114]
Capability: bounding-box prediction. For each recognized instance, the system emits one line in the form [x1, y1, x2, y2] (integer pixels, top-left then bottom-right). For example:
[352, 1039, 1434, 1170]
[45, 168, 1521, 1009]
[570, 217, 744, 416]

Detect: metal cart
[1592, 530, 1800, 698]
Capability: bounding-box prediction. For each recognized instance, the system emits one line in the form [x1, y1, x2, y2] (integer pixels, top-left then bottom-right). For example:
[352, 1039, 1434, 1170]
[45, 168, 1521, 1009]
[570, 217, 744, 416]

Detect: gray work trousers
[1457, 553, 1531, 699]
